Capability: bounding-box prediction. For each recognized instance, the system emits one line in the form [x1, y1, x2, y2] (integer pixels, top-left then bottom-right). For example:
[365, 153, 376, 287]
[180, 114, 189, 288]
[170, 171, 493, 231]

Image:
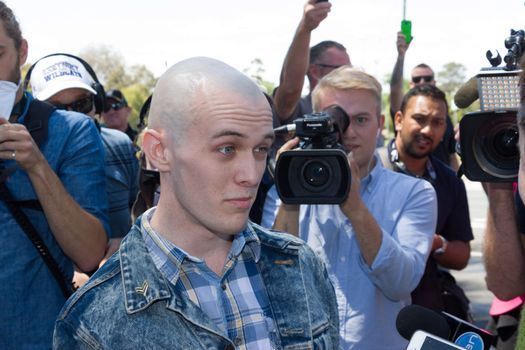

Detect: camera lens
[302, 159, 330, 188]
[492, 127, 519, 159]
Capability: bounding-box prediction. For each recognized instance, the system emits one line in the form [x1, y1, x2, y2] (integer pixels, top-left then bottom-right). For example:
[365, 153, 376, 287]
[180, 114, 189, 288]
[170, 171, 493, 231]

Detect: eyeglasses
[104, 101, 125, 113]
[53, 95, 94, 115]
[412, 75, 434, 84]
[315, 63, 343, 70]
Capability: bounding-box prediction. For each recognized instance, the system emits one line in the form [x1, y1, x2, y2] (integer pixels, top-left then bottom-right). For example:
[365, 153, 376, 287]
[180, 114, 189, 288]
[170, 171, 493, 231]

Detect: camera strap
[385, 139, 436, 185]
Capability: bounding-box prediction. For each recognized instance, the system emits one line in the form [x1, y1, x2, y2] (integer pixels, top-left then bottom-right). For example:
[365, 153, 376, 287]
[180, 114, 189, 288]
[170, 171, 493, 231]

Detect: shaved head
[148, 57, 267, 144]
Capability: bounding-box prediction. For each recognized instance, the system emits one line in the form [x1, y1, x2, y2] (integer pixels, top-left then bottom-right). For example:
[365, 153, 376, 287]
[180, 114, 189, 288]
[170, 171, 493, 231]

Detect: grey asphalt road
[451, 179, 493, 328]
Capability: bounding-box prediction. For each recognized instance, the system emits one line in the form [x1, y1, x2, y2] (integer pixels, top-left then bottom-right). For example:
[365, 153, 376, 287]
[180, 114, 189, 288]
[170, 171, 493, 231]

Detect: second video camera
[274, 105, 351, 204]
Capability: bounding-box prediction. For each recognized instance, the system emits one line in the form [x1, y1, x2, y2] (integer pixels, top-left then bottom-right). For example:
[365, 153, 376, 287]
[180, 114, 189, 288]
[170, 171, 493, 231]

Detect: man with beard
[0, 2, 109, 348]
[384, 84, 473, 318]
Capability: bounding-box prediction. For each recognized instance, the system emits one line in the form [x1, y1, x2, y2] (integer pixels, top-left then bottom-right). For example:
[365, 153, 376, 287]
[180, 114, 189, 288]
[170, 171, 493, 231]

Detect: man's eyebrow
[211, 130, 275, 141]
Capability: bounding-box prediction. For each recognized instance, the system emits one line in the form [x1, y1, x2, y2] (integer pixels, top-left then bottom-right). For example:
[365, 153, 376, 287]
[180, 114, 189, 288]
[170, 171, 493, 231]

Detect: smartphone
[401, 19, 412, 43]
[406, 330, 466, 350]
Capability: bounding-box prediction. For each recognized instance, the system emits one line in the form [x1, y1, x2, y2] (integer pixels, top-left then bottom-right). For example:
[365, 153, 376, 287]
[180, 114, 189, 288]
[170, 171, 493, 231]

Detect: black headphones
[23, 53, 106, 115]
[137, 94, 152, 130]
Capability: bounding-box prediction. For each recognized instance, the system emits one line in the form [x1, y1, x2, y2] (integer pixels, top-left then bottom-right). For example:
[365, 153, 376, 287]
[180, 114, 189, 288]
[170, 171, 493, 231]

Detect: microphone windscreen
[396, 304, 451, 341]
[454, 76, 479, 109]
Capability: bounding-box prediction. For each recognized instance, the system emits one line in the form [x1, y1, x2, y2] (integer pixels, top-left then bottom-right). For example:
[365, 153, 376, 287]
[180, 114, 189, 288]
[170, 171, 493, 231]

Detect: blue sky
[9, 0, 525, 89]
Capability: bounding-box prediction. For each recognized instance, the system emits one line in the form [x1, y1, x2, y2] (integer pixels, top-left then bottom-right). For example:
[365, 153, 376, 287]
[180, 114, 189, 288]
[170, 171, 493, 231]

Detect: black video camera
[459, 29, 523, 182]
[274, 105, 351, 204]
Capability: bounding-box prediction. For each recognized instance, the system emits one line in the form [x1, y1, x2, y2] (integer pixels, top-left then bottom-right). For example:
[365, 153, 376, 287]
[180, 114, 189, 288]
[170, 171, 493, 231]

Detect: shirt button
[234, 337, 243, 346]
[340, 256, 346, 262]
[221, 284, 227, 290]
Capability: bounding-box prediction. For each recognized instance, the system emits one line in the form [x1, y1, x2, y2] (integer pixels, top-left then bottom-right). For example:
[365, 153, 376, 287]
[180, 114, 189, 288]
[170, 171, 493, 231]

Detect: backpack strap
[25, 99, 54, 148]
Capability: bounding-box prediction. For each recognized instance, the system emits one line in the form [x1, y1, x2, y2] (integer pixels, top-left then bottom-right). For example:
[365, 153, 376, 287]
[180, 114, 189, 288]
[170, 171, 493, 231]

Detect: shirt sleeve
[360, 179, 437, 301]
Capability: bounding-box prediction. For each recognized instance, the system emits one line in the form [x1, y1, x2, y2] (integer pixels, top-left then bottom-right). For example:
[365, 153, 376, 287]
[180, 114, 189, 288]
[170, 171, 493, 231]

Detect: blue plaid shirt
[141, 209, 276, 349]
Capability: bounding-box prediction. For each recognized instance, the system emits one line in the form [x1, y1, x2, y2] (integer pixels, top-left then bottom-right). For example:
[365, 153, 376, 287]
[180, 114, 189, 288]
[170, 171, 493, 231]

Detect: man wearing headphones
[28, 54, 140, 242]
[0, 3, 109, 348]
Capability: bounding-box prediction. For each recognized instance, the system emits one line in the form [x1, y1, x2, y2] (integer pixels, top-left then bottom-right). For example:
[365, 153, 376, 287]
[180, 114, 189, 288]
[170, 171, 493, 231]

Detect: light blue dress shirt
[264, 157, 437, 349]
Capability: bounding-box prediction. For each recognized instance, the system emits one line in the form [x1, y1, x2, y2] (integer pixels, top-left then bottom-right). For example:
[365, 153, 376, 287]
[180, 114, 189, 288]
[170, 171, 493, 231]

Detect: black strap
[0, 183, 73, 298]
[0, 99, 73, 298]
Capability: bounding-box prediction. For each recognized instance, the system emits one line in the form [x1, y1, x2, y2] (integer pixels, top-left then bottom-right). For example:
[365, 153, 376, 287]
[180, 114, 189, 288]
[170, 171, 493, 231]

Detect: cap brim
[34, 81, 97, 101]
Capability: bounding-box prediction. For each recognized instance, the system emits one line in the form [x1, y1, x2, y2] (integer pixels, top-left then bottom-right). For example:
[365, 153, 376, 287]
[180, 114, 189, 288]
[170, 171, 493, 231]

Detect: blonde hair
[312, 66, 382, 116]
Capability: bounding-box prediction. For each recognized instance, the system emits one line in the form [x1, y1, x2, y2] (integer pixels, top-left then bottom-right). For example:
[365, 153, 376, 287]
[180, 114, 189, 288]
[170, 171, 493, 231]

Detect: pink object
[489, 294, 525, 316]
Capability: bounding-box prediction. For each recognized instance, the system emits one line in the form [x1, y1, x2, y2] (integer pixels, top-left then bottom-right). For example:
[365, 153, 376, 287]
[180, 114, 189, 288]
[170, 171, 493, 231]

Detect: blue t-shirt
[0, 95, 109, 349]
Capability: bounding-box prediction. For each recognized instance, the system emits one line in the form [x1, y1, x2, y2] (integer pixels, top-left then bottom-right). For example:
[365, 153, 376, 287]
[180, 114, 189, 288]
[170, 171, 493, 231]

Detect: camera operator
[383, 84, 473, 320]
[0, 3, 108, 348]
[272, 66, 437, 349]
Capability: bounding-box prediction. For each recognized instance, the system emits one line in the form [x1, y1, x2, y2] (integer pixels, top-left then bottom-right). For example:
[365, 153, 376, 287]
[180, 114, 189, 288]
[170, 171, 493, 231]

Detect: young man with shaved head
[53, 57, 339, 349]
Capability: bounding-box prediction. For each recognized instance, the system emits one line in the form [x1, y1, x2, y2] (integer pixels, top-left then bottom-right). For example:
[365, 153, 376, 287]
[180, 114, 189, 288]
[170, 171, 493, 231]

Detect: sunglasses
[412, 75, 434, 84]
[53, 95, 94, 115]
[315, 63, 343, 70]
[104, 101, 125, 112]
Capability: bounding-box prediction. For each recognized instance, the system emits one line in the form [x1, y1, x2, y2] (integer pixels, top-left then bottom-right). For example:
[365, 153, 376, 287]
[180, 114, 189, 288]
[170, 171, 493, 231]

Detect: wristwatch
[433, 235, 448, 256]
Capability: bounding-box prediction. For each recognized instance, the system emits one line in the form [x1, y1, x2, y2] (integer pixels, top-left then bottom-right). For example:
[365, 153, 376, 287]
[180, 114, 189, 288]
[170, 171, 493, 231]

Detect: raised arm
[389, 32, 411, 120]
[273, 0, 331, 122]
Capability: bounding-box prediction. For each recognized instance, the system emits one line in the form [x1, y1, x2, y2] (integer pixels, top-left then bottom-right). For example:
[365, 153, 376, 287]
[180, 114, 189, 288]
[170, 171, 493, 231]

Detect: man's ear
[18, 39, 28, 67]
[394, 111, 403, 133]
[142, 128, 170, 172]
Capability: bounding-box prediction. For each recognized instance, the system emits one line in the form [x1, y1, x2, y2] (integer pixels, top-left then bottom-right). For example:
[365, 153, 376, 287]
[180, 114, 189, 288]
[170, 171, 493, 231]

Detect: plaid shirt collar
[140, 208, 261, 284]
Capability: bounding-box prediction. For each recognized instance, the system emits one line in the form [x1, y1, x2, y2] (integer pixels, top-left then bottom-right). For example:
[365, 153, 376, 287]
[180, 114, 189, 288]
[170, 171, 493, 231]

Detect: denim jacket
[53, 221, 339, 349]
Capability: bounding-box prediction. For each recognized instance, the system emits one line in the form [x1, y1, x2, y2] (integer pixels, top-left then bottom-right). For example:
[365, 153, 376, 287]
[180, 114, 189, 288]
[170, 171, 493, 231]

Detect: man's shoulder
[101, 127, 135, 146]
[250, 222, 305, 250]
[58, 251, 122, 321]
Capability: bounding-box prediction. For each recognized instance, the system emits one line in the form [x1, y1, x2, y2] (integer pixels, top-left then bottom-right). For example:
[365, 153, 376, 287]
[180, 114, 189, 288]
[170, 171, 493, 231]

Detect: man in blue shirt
[53, 57, 339, 349]
[0, 2, 109, 348]
[273, 66, 437, 349]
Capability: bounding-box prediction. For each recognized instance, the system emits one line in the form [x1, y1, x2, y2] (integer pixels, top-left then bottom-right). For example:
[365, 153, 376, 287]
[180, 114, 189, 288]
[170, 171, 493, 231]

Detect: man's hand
[300, 0, 332, 33]
[396, 31, 411, 57]
[0, 118, 46, 173]
[340, 153, 363, 213]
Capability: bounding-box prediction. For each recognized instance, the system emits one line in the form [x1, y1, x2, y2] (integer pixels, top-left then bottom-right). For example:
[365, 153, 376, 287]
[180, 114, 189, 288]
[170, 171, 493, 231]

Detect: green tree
[243, 58, 275, 94]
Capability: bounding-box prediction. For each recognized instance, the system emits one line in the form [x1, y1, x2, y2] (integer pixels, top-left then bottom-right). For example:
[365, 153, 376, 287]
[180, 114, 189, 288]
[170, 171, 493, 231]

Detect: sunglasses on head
[412, 75, 434, 84]
[104, 101, 125, 113]
[53, 95, 94, 115]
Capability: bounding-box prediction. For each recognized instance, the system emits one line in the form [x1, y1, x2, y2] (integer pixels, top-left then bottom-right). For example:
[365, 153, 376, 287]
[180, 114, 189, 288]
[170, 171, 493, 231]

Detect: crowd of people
[1, 0, 524, 349]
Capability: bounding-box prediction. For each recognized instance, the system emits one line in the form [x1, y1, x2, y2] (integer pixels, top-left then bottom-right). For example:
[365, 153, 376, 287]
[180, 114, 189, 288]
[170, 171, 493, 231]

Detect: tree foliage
[77, 45, 156, 128]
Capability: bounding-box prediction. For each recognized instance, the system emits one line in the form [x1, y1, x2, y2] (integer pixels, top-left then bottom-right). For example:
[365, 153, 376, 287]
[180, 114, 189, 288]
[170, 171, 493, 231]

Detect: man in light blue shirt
[272, 66, 437, 349]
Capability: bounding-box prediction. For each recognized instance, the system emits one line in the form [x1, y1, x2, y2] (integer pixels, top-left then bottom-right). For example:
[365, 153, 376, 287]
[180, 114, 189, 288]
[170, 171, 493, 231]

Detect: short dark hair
[400, 84, 448, 114]
[0, 2, 22, 50]
[310, 40, 346, 64]
[412, 63, 434, 76]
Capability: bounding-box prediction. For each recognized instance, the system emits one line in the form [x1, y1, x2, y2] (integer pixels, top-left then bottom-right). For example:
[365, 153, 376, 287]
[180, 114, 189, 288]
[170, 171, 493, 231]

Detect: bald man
[53, 57, 339, 349]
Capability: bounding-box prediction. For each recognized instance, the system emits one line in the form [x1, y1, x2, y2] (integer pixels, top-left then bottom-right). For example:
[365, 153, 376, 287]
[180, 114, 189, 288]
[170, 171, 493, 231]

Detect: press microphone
[442, 311, 495, 350]
[396, 305, 495, 350]
[453, 75, 479, 109]
[396, 304, 451, 341]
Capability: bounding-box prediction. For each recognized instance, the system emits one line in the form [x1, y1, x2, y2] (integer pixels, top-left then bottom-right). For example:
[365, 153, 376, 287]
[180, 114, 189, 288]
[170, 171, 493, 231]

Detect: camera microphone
[454, 75, 478, 109]
[274, 123, 296, 136]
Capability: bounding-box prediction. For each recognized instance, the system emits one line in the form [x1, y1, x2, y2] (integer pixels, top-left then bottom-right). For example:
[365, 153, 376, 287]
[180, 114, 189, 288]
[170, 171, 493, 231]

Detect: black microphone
[396, 304, 451, 341]
[274, 123, 296, 136]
